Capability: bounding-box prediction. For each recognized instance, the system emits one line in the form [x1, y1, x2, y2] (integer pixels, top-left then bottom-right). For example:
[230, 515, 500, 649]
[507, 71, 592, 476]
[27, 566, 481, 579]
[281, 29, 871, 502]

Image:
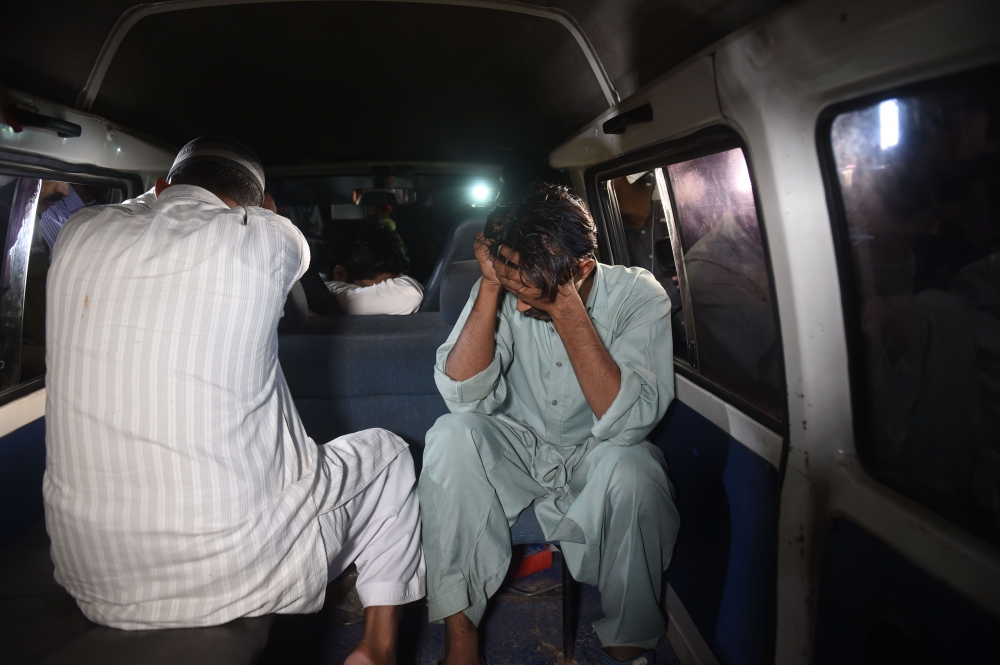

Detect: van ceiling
[0, 0, 793, 166]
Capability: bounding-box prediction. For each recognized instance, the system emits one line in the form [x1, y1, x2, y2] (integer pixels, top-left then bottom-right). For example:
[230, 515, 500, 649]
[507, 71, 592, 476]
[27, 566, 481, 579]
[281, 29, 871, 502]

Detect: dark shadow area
[813, 518, 1000, 664]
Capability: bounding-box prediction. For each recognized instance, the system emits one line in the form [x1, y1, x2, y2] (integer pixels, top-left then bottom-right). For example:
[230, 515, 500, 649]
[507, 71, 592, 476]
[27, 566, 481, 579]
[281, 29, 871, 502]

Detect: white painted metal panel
[675, 375, 783, 469]
[0, 389, 45, 439]
[713, 0, 1000, 661]
[0, 86, 173, 186]
[550, 56, 721, 169]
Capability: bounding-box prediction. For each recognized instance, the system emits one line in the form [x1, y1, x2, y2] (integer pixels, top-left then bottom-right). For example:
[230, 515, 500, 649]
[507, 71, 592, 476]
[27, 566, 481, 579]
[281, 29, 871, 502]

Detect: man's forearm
[551, 300, 621, 419]
[444, 282, 504, 381]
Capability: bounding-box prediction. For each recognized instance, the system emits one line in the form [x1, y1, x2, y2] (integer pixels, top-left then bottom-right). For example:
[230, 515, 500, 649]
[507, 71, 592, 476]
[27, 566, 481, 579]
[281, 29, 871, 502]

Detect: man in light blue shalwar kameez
[420, 184, 680, 665]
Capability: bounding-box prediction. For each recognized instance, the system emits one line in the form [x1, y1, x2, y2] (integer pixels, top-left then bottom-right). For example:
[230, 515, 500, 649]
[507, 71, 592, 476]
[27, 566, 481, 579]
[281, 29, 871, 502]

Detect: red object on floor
[511, 545, 553, 579]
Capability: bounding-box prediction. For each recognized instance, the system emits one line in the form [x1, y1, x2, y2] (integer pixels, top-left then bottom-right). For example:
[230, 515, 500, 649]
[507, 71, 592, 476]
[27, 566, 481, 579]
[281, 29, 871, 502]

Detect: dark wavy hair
[483, 182, 598, 302]
[331, 221, 411, 281]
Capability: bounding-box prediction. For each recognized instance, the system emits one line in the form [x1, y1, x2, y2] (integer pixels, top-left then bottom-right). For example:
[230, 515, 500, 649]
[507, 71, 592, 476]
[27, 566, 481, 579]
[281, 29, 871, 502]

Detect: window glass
[828, 73, 1000, 535]
[0, 176, 119, 395]
[0, 176, 40, 391]
[609, 172, 687, 359]
[665, 148, 783, 418]
[268, 173, 502, 284]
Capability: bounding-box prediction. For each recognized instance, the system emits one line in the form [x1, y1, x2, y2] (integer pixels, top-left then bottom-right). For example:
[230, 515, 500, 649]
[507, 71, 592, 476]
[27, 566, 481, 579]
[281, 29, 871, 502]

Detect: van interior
[1, 1, 998, 664]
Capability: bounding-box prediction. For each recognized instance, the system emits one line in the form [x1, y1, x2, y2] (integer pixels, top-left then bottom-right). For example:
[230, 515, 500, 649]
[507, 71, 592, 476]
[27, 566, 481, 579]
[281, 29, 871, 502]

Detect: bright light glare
[733, 159, 752, 193]
[880, 99, 899, 150]
[471, 184, 490, 203]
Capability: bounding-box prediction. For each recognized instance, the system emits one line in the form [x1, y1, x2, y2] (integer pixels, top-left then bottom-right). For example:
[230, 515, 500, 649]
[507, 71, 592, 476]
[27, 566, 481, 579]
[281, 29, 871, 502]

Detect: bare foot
[442, 612, 480, 665]
[344, 606, 397, 665]
[344, 640, 378, 665]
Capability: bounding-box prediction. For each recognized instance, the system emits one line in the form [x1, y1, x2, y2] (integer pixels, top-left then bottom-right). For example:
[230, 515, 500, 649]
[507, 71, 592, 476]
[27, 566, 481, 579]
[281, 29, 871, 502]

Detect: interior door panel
[0, 417, 45, 548]
[654, 399, 779, 665]
[813, 518, 1000, 664]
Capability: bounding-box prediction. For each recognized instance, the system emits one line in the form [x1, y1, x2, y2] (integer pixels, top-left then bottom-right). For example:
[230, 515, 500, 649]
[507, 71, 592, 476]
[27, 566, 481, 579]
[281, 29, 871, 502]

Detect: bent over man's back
[43, 181, 328, 628]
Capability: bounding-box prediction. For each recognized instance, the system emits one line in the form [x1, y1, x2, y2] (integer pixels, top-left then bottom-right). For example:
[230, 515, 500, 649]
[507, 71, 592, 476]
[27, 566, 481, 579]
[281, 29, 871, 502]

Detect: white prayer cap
[167, 137, 265, 195]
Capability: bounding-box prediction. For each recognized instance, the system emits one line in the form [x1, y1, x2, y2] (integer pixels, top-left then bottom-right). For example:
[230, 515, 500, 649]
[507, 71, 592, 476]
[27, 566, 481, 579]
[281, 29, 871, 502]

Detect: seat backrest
[276, 281, 309, 333]
[279, 313, 452, 453]
[418, 209, 485, 312]
[440, 261, 482, 325]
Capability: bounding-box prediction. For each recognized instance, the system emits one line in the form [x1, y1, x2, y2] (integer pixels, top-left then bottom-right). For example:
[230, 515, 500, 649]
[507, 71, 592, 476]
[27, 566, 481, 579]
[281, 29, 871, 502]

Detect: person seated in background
[325, 220, 424, 315]
[420, 183, 679, 665]
[44, 137, 424, 665]
[38, 181, 110, 259]
[613, 172, 682, 317]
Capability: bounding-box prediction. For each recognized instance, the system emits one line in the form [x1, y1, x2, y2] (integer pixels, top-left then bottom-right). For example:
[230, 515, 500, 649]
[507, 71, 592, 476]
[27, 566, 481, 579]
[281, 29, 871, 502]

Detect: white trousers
[319, 449, 426, 607]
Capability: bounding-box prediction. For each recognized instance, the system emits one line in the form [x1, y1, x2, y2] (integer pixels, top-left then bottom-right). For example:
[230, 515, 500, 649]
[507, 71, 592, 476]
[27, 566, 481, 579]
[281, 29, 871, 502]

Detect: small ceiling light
[471, 184, 490, 203]
[880, 99, 899, 150]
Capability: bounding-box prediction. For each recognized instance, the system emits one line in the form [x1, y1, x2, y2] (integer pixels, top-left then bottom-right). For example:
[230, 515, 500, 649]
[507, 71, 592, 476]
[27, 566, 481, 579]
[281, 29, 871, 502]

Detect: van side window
[607, 172, 687, 360]
[665, 149, 782, 417]
[0, 175, 120, 398]
[824, 70, 1000, 538]
[599, 145, 784, 422]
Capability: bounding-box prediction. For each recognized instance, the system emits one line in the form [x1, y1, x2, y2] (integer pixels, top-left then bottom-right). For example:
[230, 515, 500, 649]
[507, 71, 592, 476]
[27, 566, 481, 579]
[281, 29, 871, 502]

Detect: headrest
[278, 280, 309, 333]
[418, 209, 486, 313]
[441, 261, 484, 325]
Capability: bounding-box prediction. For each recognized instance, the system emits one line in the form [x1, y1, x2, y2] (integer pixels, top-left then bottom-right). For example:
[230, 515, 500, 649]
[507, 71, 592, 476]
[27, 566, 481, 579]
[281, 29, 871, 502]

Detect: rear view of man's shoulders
[252, 207, 311, 282]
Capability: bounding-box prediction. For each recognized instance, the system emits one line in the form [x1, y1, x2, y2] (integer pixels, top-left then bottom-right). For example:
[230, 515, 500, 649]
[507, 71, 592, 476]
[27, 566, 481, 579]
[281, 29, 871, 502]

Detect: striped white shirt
[43, 185, 405, 629]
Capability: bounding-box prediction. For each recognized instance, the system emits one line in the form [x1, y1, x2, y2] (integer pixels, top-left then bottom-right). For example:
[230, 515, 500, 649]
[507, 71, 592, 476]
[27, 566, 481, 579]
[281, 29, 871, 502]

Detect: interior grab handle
[1, 103, 82, 138]
[602, 103, 653, 135]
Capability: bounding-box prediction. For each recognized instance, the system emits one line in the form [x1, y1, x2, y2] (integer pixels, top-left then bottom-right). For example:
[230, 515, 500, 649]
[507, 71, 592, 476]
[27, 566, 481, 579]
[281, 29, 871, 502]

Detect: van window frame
[585, 126, 787, 432]
[0, 157, 136, 407]
[0, 151, 142, 199]
[816, 64, 1000, 548]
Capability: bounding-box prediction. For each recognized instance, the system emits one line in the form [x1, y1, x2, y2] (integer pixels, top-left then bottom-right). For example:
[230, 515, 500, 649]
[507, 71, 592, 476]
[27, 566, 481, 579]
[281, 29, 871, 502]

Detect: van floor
[259, 553, 681, 665]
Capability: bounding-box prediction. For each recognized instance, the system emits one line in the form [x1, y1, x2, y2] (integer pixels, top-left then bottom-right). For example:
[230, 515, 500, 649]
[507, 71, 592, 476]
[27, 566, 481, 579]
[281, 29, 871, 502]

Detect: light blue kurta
[419, 263, 680, 648]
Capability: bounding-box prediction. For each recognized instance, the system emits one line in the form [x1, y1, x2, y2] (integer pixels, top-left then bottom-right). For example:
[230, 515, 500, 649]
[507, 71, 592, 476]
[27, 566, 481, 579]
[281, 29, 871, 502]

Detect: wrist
[476, 280, 504, 310]
[479, 280, 503, 297]
[548, 292, 586, 326]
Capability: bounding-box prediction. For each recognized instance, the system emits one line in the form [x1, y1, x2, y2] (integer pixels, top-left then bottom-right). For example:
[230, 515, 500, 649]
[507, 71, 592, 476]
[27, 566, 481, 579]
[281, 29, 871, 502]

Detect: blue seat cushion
[510, 506, 548, 545]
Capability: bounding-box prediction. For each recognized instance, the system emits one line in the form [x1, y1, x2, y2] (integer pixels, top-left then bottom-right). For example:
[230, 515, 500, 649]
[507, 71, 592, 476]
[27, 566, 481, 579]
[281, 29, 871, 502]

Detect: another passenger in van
[325, 220, 424, 315]
[420, 183, 679, 665]
[43, 137, 424, 665]
[613, 171, 682, 316]
[37, 180, 108, 260]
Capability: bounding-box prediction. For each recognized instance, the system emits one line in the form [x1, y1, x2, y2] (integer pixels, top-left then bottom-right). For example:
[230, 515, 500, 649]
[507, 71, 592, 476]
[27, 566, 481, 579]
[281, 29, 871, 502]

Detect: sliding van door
[0, 175, 47, 546]
[589, 129, 787, 665]
[813, 65, 1000, 663]
[0, 168, 129, 549]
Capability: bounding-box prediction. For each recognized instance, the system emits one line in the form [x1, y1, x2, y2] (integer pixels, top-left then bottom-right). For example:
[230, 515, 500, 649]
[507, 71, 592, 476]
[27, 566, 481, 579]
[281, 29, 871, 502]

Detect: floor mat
[259, 554, 681, 665]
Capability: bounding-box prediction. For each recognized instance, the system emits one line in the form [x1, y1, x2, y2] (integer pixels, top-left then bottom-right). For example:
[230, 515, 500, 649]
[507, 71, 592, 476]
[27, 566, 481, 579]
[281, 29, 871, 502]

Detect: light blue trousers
[419, 412, 679, 649]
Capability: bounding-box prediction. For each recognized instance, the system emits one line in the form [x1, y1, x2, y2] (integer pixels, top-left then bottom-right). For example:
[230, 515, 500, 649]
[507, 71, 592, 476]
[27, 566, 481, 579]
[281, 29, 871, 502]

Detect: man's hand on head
[494, 259, 585, 323]
[38, 180, 70, 214]
[474, 231, 502, 288]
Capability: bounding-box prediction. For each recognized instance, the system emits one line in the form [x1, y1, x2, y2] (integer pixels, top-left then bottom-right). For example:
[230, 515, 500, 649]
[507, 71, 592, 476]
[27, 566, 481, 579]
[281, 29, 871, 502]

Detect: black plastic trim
[7, 108, 82, 138]
[816, 63, 1000, 549]
[602, 103, 653, 135]
[0, 376, 44, 411]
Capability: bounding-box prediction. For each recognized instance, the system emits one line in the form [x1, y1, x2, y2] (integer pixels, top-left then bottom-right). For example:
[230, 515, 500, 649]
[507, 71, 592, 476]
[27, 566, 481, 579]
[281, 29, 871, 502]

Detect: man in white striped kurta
[42, 139, 423, 659]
